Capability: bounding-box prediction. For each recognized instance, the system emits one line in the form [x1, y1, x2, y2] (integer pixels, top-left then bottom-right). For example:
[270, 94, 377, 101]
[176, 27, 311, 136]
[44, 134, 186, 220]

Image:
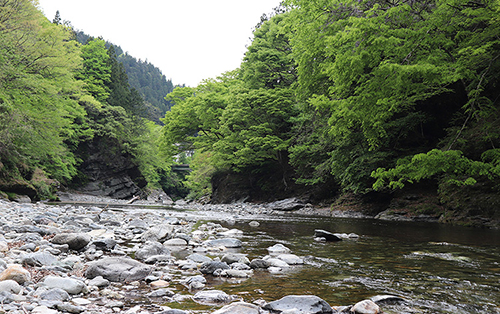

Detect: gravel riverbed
[0, 195, 403, 314]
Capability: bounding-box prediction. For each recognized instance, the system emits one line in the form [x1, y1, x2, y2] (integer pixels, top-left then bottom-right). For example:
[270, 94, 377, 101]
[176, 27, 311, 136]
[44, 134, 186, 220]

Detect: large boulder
[51, 233, 91, 250]
[263, 295, 333, 314]
[266, 198, 304, 211]
[85, 257, 152, 282]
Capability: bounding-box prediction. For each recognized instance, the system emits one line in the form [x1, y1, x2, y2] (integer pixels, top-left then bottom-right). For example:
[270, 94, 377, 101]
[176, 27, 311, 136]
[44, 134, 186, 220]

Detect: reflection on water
[204, 214, 500, 314]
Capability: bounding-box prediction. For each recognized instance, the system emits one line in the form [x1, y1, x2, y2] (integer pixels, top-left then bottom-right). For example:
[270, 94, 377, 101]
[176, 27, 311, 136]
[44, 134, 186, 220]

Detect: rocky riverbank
[0, 197, 408, 314]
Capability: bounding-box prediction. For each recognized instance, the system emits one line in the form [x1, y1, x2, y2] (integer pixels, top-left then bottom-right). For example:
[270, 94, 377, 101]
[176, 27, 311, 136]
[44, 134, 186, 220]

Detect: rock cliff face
[75, 139, 146, 199]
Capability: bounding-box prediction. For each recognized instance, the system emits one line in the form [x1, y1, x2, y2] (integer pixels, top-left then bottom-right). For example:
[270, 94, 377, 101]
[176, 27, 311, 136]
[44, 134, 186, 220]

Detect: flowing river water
[79, 204, 500, 313]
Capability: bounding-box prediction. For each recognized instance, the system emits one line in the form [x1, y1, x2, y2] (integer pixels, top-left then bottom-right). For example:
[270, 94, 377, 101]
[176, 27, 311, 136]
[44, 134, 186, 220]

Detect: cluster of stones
[0, 199, 404, 314]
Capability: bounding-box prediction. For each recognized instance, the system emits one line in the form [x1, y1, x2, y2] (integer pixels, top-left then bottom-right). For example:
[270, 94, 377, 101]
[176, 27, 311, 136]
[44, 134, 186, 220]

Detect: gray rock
[43, 276, 87, 295]
[182, 275, 207, 289]
[192, 290, 232, 305]
[200, 261, 230, 275]
[135, 241, 170, 261]
[147, 288, 175, 297]
[88, 276, 109, 288]
[141, 224, 174, 242]
[21, 252, 58, 266]
[212, 301, 260, 314]
[186, 253, 212, 263]
[350, 300, 380, 314]
[266, 198, 304, 211]
[277, 254, 304, 265]
[249, 259, 270, 269]
[203, 238, 242, 248]
[221, 253, 247, 265]
[144, 255, 173, 264]
[267, 243, 291, 253]
[0, 291, 17, 304]
[264, 257, 290, 268]
[0, 280, 21, 294]
[51, 233, 91, 250]
[219, 269, 252, 278]
[163, 238, 188, 246]
[85, 257, 152, 282]
[231, 262, 251, 270]
[263, 295, 333, 314]
[10, 225, 51, 236]
[156, 310, 188, 314]
[370, 294, 406, 304]
[91, 238, 117, 251]
[314, 230, 342, 242]
[56, 303, 85, 313]
[39, 288, 70, 301]
[128, 219, 149, 229]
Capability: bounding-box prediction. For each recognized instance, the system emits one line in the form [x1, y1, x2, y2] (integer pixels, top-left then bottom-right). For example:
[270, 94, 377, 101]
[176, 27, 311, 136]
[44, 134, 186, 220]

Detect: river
[162, 209, 500, 313]
[57, 202, 499, 313]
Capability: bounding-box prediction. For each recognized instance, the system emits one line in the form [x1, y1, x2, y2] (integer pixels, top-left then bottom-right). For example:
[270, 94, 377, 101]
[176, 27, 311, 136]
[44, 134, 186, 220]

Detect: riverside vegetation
[1, 0, 500, 227]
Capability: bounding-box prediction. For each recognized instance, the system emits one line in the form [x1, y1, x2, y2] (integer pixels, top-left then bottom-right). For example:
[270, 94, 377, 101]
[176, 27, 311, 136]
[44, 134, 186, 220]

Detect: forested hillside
[162, 0, 500, 224]
[1, 0, 499, 225]
[0, 0, 179, 201]
[75, 30, 176, 123]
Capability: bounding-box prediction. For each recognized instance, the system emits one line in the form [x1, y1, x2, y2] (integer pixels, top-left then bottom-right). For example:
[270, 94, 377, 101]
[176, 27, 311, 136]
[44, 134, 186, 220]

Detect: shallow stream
[86, 204, 500, 313]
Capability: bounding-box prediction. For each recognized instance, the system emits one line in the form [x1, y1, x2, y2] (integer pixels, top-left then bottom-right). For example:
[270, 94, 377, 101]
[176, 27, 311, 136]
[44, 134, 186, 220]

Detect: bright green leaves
[0, 0, 88, 185]
[372, 149, 499, 190]
[241, 13, 296, 89]
[78, 38, 111, 103]
[213, 88, 295, 170]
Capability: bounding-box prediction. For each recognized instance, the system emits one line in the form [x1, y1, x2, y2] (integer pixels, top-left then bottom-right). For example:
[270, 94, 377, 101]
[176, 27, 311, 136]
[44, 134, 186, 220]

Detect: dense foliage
[75, 30, 175, 123]
[0, 0, 174, 200]
[162, 0, 500, 204]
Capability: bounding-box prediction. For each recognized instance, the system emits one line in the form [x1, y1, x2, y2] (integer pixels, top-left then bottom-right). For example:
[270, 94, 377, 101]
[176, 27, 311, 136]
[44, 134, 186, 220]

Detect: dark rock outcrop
[75, 140, 146, 199]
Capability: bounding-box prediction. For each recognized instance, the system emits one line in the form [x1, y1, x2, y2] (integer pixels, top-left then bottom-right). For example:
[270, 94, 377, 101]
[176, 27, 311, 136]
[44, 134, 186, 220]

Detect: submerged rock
[314, 229, 342, 242]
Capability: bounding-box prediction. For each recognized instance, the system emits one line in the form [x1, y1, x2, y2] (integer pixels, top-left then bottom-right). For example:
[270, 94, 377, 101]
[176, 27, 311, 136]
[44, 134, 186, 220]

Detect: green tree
[78, 38, 111, 103]
[284, 0, 500, 192]
[0, 0, 90, 196]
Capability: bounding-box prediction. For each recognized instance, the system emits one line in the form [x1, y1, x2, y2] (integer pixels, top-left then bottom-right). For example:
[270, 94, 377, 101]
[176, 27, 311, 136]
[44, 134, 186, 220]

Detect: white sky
[37, 0, 282, 87]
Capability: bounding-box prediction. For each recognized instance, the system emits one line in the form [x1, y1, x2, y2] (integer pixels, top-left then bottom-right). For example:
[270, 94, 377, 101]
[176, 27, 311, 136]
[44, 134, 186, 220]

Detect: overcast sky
[37, 0, 282, 87]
